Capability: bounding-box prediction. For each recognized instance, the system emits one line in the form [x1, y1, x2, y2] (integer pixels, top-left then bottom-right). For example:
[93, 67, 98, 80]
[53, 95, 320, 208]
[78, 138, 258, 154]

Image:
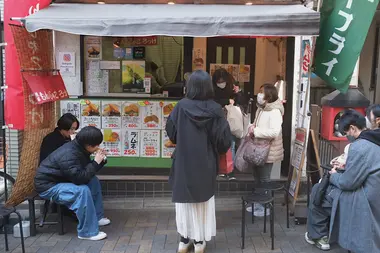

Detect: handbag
[313, 170, 330, 206]
[219, 149, 234, 174]
[234, 135, 251, 172]
[243, 136, 271, 167]
[225, 104, 244, 138]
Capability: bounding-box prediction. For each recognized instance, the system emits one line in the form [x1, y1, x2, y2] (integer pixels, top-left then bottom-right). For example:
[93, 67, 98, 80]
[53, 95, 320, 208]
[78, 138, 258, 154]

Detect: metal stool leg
[28, 199, 36, 236]
[57, 205, 64, 235]
[241, 199, 246, 249]
[14, 211, 25, 253]
[285, 189, 289, 228]
[263, 203, 267, 233]
[270, 203, 274, 250]
[4, 215, 9, 251]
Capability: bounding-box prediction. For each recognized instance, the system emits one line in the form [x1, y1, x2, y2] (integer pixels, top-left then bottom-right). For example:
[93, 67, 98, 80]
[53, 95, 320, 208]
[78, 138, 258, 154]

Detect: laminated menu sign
[102, 101, 122, 129]
[81, 100, 101, 128]
[122, 101, 141, 129]
[162, 130, 176, 158]
[141, 130, 160, 158]
[85, 36, 102, 60]
[60, 100, 81, 119]
[140, 101, 162, 129]
[122, 129, 140, 157]
[102, 129, 121, 156]
[161, 101, 177, 130]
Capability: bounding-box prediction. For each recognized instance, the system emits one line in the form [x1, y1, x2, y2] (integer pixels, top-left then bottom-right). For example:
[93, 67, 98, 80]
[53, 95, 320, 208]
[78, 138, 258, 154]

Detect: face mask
[257, 93, 265, 105]
[217, 82, 227, 89]
[365, 117, 372, 129]
[346, 135, 356, 143]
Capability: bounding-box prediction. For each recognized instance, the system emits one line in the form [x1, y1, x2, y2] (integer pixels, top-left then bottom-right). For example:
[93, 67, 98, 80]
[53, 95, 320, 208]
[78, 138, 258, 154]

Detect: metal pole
[0, 12, 8, 201]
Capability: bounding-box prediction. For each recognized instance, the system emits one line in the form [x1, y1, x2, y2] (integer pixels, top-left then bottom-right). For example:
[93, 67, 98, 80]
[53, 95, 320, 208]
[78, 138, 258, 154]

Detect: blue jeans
[231, 136, 237, 161]
[39, 176, 104, 237]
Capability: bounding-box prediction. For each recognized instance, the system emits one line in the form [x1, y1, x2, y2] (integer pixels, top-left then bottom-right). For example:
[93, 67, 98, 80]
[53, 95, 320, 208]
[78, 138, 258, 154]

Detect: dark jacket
[213, 84, 234, 107]
[234, 90, 248, 113]
[34, 140, 106, 194]
[166, 98, 231, 203]
[39, 128, 70, 164]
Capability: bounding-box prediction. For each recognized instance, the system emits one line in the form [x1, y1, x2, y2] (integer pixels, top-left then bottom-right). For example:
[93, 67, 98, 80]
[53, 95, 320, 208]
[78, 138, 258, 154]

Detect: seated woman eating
[34, 126, 110, 241]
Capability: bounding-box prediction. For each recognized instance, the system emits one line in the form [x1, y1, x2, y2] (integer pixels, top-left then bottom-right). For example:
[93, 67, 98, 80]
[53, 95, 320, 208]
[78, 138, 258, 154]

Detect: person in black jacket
[39, 113, 79, 164]
[212, 68, 235, 107]
[166, 70, 231, 253]
[35, 126, 110, 241]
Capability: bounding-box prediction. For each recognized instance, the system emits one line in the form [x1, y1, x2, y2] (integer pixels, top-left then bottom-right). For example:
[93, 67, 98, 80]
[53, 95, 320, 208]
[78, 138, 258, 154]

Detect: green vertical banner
[314, 0, 379, 92]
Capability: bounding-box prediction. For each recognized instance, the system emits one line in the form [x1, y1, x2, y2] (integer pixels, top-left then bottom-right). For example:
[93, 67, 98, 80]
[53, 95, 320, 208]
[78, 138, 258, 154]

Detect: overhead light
[245, 2, 253, 5]
[97, 1, 106, 4]
[168, 1, 175, 4]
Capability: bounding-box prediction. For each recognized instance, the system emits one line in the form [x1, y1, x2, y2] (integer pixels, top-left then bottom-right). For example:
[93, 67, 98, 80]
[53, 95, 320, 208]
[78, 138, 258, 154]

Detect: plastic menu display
[161, 101, 177, 130]
[162, 130, 175, 158]
[80, 99, 101, 128]
[122, 129, 140, 157]
[140, 101, 162, 129]
[60, 100, 81, 119]
[122, 101, 141, 129]
[101, 101, 122, 129]
[140, 130, 160, 158]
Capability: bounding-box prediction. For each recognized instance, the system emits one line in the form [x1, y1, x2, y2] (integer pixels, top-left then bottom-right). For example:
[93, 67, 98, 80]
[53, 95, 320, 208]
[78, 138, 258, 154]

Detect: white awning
[23, 3, 320, 37]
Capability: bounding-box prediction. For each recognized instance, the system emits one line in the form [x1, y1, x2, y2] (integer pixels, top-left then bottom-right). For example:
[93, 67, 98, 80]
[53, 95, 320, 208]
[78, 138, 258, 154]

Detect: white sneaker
[178, 241, 192, 253]
[194, 241, 206, 253]
[253, 204, 270, 217]
[78, 231, 107, 241]
[246, 206, 253, 212]
[98, 218, 111, 226]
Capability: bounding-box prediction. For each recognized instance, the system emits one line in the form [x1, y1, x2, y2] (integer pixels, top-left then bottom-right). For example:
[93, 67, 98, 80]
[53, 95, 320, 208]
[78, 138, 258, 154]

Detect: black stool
[0, 204, 25, 253]
[241, 192, 275, 250]
[252, 182, 289, 230]
[27, 192, 64, 236]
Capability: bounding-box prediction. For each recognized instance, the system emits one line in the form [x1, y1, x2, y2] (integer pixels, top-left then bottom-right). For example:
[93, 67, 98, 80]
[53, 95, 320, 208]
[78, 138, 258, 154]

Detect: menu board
[140, 130, 160, 158]
[101, 129, 122, 156]
[162, 130, 175, 158]
[122, 129, 140, 157]
[81, 99, 101, 128]
[140, 101, 162, 129]
[161, 101, 176, 130]
[122, 101, 141, 129]
[102, 101, 122, 129]
[60, 100, 81, 119]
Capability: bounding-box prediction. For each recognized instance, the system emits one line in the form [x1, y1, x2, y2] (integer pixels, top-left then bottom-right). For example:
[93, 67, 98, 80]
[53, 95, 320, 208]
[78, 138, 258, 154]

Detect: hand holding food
[164, 140, 176, 148]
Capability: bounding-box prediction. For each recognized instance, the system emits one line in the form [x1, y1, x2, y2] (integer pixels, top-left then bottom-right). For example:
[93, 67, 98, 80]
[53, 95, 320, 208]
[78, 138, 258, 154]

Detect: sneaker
[178, 241, 192, 253]
[218, 174, 227, 179]
[246, 206, 253, 212]
[304, 232, 330, 251]
[78, 231, 107, 241]
[228, 176, 237, 181]
[98, 218, 111, 226]
[194, 241, 206, 253]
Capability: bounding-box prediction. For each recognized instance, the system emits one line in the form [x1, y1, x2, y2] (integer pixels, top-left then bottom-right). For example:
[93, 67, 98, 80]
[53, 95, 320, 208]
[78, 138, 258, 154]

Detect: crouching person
[305, 110, 380, 253]
[34, 126, 111, 241]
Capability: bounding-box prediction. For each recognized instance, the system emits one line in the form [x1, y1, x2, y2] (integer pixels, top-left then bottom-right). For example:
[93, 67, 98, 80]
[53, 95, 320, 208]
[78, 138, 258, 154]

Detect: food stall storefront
[16, 3, 319, 181]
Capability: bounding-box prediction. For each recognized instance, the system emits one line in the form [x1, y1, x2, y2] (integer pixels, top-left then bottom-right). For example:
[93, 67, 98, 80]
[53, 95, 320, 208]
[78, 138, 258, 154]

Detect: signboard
[314, 0, 379, 92]
[121, 36, 158, 46]
[58, 52, 76, 76]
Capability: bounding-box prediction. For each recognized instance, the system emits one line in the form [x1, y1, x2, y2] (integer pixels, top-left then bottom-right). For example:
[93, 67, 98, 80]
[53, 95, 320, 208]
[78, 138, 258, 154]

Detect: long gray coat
[329, 132, 380, 253]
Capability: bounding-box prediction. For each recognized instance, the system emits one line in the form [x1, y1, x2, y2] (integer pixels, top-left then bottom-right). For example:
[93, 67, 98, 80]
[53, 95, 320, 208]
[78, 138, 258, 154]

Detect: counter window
[84, 36, 185, 96]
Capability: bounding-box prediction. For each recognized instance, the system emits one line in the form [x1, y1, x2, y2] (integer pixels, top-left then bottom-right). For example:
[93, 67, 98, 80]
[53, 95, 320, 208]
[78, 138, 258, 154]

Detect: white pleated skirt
[175, 196, 216, 242]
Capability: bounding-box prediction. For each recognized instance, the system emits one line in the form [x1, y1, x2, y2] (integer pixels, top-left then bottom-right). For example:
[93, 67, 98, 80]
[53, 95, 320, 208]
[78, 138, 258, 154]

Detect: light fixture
[245, 2, 253, 5]
[168, 1, 175, 4]
[97, 1, 106, 4]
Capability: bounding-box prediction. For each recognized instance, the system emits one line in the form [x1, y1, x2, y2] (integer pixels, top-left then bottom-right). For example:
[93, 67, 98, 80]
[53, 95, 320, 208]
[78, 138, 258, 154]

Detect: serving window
[83, 36, 185, 96]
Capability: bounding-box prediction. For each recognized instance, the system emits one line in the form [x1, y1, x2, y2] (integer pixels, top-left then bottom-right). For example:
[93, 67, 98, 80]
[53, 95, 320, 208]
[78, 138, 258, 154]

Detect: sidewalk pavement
[1, 204, 347, 253]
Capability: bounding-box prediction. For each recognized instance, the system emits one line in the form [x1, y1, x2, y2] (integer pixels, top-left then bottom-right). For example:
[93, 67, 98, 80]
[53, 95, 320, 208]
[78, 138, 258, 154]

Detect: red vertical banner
[4, 0, 51, 129]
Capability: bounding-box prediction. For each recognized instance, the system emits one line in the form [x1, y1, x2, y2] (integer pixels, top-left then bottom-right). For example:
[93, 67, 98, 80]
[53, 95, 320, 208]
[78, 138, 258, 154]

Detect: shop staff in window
[35, 126, 110, 241]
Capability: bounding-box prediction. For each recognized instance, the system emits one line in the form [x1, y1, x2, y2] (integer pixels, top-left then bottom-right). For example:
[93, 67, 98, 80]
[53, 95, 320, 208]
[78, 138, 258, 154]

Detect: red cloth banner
[22, 73, 69, 104]
[4, 0, 51, 129]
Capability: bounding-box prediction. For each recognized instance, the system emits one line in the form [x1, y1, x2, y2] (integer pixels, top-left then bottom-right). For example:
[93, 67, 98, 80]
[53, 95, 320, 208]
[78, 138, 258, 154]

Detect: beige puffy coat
[253, 99, 284, 163]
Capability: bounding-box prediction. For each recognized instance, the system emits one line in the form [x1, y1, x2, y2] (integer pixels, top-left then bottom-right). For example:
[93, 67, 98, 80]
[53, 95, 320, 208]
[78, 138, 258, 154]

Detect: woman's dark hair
[212, 68, 233, 90]
[367, 104, 380, 119]
[57, 113, 79, 131]
[338, 109, 366, 134]
[186, 70, 214, 100]
[261, 83, 279, 103]
[76, 126, 103, 147]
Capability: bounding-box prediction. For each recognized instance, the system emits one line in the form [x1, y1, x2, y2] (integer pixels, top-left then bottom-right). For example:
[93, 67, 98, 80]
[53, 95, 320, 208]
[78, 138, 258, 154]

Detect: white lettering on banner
[28, 93, 38, 105]
[29, 107, 44, 125]
[28, 41, 38, 54]
[336, 10, 353, 32]
[322, 58, 338, 76]
[28, 3, 40, 15]
[329, 33, 346, 55]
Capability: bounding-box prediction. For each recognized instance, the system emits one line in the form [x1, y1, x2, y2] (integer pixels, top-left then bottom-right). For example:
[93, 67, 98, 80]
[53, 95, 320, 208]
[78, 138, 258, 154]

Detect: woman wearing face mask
[247, 84, 284, 216]
[212, 68, 235, 107]
[366, 104, 380, 130]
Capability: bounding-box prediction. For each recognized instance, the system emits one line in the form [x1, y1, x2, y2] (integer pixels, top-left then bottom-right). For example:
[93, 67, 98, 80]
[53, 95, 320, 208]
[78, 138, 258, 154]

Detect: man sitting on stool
[34, 126, 110, 241]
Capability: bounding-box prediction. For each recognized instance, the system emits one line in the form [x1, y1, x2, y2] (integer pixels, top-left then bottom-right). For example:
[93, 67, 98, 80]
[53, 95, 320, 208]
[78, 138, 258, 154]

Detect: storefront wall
[54, 32, 292, 179]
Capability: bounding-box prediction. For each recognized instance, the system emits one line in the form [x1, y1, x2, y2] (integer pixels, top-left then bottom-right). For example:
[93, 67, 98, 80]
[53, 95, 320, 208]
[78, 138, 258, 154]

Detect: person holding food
[166, 70, 231, 253]
[35, 126, 110, 241]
